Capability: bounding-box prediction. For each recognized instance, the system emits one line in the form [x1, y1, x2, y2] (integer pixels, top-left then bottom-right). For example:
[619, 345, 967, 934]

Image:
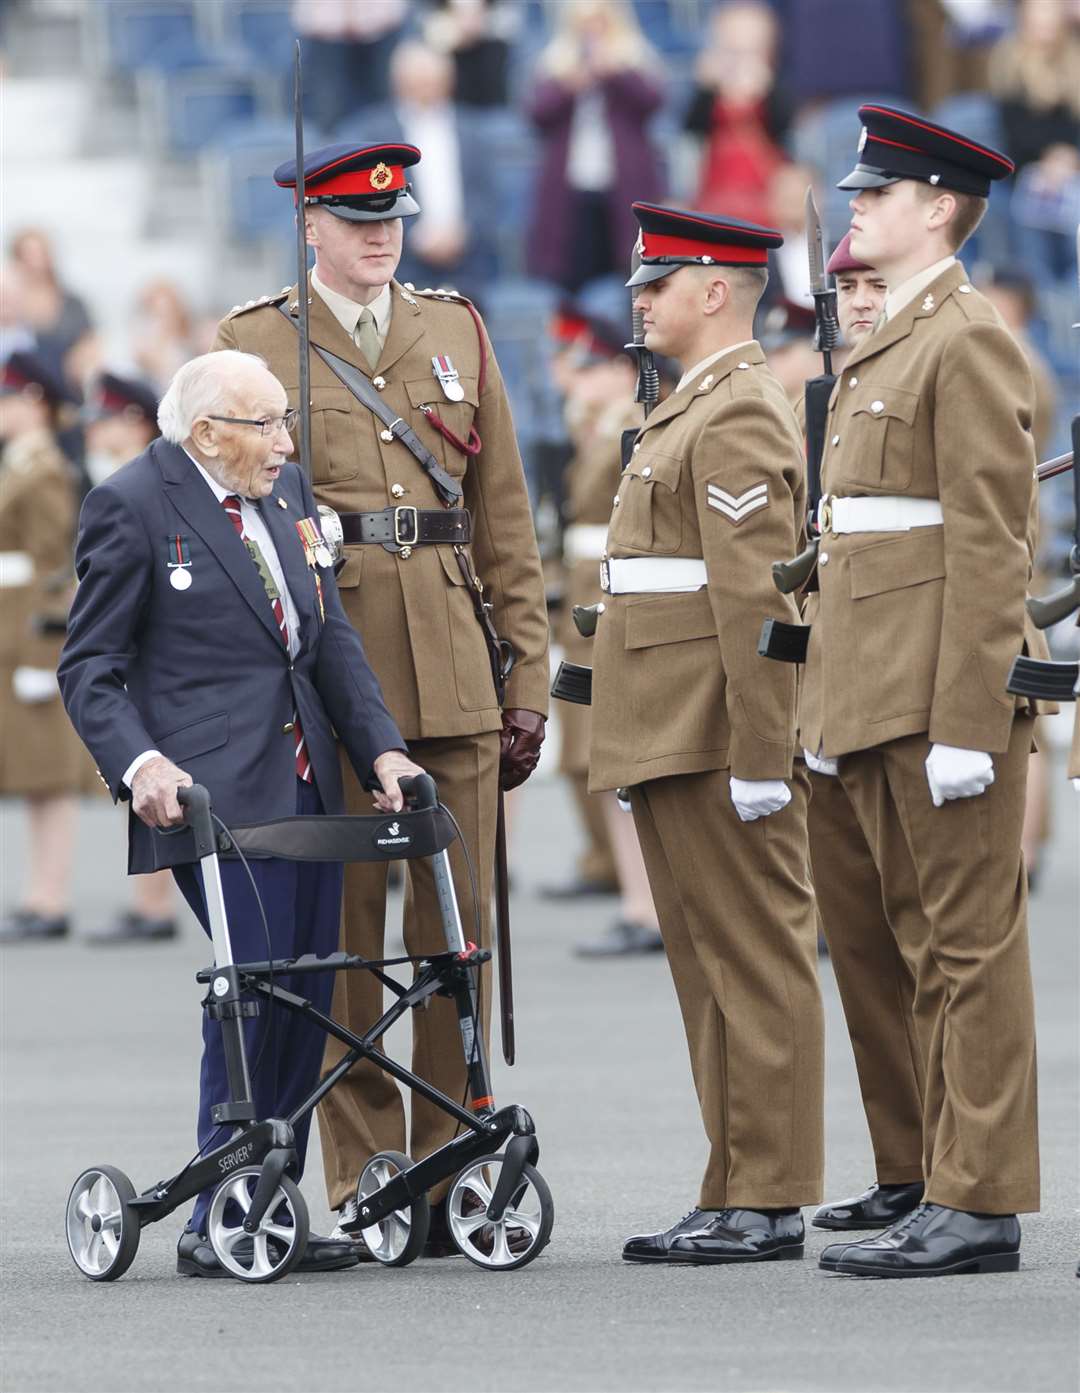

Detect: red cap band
[298, 162, 406, 204]
[641, 230, 769, 266]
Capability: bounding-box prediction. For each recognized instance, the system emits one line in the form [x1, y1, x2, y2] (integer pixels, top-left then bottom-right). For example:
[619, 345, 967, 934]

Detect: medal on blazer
[166, 534, 192, 590]
[296, 516, 327, 619]
[431, 354, 465, 402]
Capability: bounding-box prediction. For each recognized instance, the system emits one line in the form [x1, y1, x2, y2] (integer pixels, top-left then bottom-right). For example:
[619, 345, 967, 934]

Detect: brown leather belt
[339, 506, 471, 549]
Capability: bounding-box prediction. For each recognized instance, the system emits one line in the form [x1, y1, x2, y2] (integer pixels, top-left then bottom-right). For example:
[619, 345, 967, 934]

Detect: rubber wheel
[207, 1166, 309, 1283]
[65, 1166, 141, 1281]
[356, 1150, 430, 1266]
[447, 1155, 554, 1271]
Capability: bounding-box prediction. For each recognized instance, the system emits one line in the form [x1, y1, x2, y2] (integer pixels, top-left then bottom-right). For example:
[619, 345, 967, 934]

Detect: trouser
[838, 716, 1040, 1214]
[806, 768, 932, 1185]
[173, 777, 341, 1235]
[568, 771, 618, 886]
[319, 731, 499, 1211]
[629, 765, 824, 1209]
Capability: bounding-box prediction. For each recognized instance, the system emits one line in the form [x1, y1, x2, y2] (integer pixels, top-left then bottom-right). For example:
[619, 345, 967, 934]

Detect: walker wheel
[65, 1166, 141, 1281]
[206, 1166, 309, 1282]
[356, 1150, 430, 1266]
[447, 1155, 554, 1271]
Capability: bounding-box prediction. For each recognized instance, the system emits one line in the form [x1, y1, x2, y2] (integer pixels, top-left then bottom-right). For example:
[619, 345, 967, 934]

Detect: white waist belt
[0, 551, 33, 588]
[563, 524, 609, 563]
[823, 495, 944, 534]
[601, 556, 708, 594]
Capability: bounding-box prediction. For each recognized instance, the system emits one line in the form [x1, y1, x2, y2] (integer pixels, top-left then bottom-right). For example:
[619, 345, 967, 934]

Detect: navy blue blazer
[59, 439, 405, 873]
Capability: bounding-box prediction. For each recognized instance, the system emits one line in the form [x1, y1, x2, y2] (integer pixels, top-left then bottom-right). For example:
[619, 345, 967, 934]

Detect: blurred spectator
[525, 0, 664, 292]
[683, 1, 791, 225]
[0, 261, 36, 362]
[293, 0, 410, 131]
[758, 298, 818, 402]
[909, 0, 1011, 110]
[980, 269, 1059, 461]
[989, 0, 1080, 175]
[130, 280, 203, 391]
[8, 228, 94, 384]
[421, 0, 516, 107]
[767, 161, 821, 309]
[356, 40, 495, 297]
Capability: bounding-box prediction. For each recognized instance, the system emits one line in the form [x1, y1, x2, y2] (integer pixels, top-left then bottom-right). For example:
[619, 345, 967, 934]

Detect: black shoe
[622, 1209, 717, 1263]
[85, 911, 178, 945]
[539, 876, 619, 901]
[574, 919, 664, 958]
[667, 1208, 805, 1265]
[423, 1199, 461, 1258]
[0, 909, 69, 943]
[176, 1228, 360, 1277]
[812, 1181, 923, 1231]
[819, 1203, 1021, 1277]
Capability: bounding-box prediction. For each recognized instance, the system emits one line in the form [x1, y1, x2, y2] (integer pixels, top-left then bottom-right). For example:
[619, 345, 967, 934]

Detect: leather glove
[729, 777, 792, 823]
[499, 708, 546, 791]
[803, 747, 839, 776]
[924, 743, 994, 808]
[12, 666, 58, 703]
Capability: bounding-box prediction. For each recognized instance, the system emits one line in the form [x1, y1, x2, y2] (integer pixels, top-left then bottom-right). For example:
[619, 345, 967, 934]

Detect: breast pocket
[404, 378, 481, 477]
[613, 450, 684, 554]
[842, 386, 919, 491]
[305, 386, 358, 484]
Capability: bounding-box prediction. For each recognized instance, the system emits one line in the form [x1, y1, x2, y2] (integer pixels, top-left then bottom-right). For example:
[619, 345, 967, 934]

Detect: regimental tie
[222, 494, 312, 783]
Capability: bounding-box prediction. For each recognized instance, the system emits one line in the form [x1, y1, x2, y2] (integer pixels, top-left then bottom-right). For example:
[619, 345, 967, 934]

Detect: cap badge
[369, 162, 393, 191]
[857, 126, 868, 153]
[432, 354, 465, 402]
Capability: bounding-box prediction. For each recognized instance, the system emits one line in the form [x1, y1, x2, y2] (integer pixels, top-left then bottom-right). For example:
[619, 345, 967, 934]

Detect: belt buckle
[599, 558, 611, 593]
[819, 497, 833, 533]
[394, 505, 419, 546]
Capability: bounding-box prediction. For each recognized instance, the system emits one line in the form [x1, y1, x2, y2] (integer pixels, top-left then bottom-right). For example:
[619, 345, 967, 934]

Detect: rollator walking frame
[65, 774, 553, 1283]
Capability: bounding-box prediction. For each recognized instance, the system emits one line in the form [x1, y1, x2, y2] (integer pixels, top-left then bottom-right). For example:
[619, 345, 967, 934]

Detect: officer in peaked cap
[0, 351, 86, 943]
[800, 105, 1052, 1278]
[588, 202, 824, 1264]
[81, 372, 160, 490]
[214, 141, 550, 1251]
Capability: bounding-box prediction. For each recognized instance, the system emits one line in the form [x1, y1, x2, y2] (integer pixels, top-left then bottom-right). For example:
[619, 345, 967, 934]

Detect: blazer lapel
[844, 263, 969, 372]
[156, 441, 283, 649]
[258, 489, 315, 652]
[639, 344, 767, 439]
[372, 281, 424, 376]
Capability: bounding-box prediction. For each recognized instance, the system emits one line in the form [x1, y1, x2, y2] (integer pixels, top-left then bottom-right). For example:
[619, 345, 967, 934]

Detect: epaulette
[227, 288, 291, 319]
[402, 282, 471, 305]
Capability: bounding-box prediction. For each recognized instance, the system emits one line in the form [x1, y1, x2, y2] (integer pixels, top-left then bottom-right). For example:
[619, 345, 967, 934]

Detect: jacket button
[736, 361, 750, 369]
[282, 721, 295, 733]
[642, 465, 652, 478]
[848, 376, 858, 387]
[380, 429, 394, 442]
[819, 551, 830, 565]
[596, 602, 605, 614]
[391, 484, 405, 498]
[958, 284, 972, 293]
[633, 442, 641, 452]
[831, 434, 840, 446]
[372, 375, 387, 389]
[399, 546, 412, 559]
[613, 495, 620, 506]
[870, 400, 884, 414]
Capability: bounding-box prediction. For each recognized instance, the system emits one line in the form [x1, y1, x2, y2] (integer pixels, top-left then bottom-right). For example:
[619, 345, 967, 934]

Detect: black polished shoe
[85, 911, 178, 945]
[423, 1199, 461, 1258]
[812, 1181, 923, 1231]
[819, 1203, 1020, 1277]
[177, 1228, 360, 1277]
[0, 909, 70, 943]
[668, 1208, 805, 1264]
[622, 1209, 716, 1263]
[574, 919, 664, 958]
[539, 876, 618, 901]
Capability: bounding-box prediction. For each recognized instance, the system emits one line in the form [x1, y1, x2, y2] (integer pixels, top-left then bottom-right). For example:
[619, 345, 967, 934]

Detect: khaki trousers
[568, 771, 617, 886]
[839, 716, 1039, 1214]
[319, 731, 499, 1210]
[630, 766, 824, 1209]
[807, 769, 931, 1184]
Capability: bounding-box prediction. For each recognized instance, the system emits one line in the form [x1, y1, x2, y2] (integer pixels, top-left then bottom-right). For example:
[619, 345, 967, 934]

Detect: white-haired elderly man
[59, 349, 423, 1278]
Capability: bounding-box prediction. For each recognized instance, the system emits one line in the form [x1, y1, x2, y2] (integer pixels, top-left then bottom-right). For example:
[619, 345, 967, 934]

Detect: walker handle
[398, 773, 439, 812]
[178, 783, 216, 858]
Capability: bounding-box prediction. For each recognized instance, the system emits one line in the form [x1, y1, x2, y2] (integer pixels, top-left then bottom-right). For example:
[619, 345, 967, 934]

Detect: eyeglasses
[204, 409, 299, 436]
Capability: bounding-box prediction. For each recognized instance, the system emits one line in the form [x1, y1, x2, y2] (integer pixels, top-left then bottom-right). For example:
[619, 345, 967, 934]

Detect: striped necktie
[222, 494, 312, 783]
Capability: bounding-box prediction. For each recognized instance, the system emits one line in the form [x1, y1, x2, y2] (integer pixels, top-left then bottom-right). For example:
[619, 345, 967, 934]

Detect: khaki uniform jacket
[801, 263, 1049, 759]
[0, 429, 86, 795]
[215, 277, 549, 740]
[589, 343, 806, 791]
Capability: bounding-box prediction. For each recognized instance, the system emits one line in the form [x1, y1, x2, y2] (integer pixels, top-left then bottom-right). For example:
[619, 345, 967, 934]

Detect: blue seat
[150, 67, 268, 156]
[221, 0, 296, 70]
[103, 1, 202, 72]
[204, 119, 327, 242]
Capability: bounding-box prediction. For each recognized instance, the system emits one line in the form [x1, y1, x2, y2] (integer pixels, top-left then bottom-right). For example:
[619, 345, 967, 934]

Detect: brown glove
[498, 708, 546, 791]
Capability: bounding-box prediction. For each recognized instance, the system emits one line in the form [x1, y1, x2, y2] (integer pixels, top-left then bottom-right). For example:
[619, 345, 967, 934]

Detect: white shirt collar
[883, 256, 956, 322]
[311, 267, 393, 344]
[184, 447, 235, 504]
[677, 340, 755, 393]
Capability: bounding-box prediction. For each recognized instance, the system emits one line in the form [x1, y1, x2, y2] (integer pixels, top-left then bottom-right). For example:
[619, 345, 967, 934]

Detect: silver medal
[170, 568, 192, 591]
[432, 354, 465, 402]
[315, 545, 332, 568]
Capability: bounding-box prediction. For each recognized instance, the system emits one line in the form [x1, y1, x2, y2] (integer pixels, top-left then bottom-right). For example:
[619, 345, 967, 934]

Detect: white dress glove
[803, 748, 839, 777]
[730, 777, 792, 823]
[12, 666, 59, 703]
[924, 743, 994, 808]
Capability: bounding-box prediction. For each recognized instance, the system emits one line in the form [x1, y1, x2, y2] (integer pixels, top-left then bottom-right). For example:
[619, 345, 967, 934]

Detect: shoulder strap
[274, 305, 463, 506]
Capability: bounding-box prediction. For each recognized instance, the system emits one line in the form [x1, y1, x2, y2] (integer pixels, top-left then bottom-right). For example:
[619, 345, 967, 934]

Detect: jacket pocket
[436, 546, 498, 711]
[334, 545, 365, 591]
[155, 711, 229, 762]
[624, 590, 717, 649]
[404, 377, 480, 478]
[844, 385, 919, 490]
[849, 531, 945, 722]
[307, 386, 358, 483]
[613, 450, 684, 554]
